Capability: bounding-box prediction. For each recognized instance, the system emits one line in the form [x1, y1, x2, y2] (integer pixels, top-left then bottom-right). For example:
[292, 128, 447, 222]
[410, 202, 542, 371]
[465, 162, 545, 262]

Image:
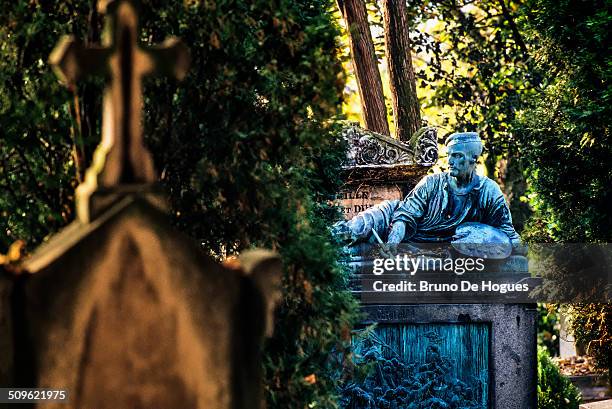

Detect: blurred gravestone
[15, 2, 282, 408]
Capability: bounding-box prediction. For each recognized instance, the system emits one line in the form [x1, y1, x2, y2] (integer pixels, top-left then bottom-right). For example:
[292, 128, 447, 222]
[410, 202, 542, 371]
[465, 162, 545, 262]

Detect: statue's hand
[512, 241, 528, 256]
[379, 243, 396, 258]
[331, 221, 351, 242]
[379, 222, 406, 258]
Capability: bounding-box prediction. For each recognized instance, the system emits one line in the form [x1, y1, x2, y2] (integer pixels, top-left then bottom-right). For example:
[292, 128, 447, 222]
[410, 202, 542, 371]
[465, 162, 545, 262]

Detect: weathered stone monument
[336, 126, 537, 409]
[9, 2, 282, 408]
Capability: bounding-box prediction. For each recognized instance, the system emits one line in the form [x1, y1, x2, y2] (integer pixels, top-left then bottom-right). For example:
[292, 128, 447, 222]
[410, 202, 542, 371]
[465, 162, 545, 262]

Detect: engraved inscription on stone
[337, 185, 403, 219]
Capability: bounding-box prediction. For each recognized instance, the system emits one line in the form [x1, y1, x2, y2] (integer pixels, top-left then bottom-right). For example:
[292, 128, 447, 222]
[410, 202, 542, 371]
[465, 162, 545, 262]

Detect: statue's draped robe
[342, 173, 520, 245]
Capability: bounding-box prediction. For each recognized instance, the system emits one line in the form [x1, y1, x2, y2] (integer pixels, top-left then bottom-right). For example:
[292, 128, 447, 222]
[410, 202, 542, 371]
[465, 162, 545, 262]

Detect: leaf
[303, 374, 317, 385]
[209, 31, 220, 49]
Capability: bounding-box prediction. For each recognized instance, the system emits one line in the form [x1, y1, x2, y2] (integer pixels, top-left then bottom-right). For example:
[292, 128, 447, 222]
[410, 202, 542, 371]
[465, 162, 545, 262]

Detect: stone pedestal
[359, 304, 538, 409]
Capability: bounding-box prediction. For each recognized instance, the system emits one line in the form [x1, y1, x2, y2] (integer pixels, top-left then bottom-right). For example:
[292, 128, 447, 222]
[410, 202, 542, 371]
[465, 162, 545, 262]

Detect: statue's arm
[483, 183, 524, 253]
[387, 177, 431, 243]
[332, 199, 401, 244]
[496, 205, 527, 255]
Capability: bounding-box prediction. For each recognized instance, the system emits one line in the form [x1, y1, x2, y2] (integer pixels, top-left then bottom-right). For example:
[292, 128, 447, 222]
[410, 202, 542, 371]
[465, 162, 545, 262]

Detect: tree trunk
[337, 0, 390, 136]
[382, 0, 421, 142]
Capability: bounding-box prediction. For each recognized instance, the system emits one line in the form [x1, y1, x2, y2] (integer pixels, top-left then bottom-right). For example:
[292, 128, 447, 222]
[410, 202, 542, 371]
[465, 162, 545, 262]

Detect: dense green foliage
[516, 0, 612, 242]
[538, 304, 560, 356]
[0, 1, 358, 407]
[364, 0, 533, 147]
[0, 3, 83, 249]
[566, 304, 612, 380]
[406, 1, 533, 149]
[515, 0, 612, 378]
[537, 347, 581, 409]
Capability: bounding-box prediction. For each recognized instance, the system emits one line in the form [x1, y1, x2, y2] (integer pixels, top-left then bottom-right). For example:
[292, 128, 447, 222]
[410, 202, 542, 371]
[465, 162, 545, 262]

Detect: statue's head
[445, 132, 482, 180]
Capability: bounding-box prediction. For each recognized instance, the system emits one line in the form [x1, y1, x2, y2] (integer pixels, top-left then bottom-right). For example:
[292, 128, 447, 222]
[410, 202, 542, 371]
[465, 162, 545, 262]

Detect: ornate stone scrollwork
[414, 127, 438, 166]
[341, 124, 413, 167]
[341, 124, 438, 168]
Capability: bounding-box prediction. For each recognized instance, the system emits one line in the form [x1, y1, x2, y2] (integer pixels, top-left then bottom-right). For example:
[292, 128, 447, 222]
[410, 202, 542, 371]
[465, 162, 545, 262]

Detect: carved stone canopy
[340, 123, 438, 184]
[341, 124, 438, 168]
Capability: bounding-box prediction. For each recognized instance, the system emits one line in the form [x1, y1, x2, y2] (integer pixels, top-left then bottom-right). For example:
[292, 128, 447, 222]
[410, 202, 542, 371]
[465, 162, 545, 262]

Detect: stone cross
[49, 0, 189, 222]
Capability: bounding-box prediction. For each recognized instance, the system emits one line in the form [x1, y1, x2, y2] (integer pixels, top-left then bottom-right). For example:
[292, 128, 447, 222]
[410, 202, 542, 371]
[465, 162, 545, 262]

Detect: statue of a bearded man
[334, 132, 524, 255]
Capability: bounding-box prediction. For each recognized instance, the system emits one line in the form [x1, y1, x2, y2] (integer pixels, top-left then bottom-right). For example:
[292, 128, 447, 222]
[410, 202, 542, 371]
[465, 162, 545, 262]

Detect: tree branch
[498, 0, 529, 58]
